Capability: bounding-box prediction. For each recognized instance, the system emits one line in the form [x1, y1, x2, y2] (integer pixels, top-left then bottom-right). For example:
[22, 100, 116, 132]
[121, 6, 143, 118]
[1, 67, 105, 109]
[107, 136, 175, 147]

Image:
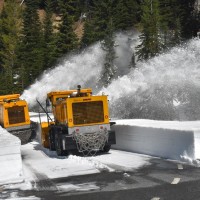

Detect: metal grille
[72, 101, 104, 125]
[8, 106, 25, 125]
[73, 130, 108, 156]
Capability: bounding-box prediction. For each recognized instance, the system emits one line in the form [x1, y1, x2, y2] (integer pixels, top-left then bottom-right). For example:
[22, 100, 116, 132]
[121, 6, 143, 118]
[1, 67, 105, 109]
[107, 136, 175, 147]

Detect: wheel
[55, 134, 68, 156]
[49, 130, 55, 151]
[55, 134, 62, 156]
[103, 144, 111, 153]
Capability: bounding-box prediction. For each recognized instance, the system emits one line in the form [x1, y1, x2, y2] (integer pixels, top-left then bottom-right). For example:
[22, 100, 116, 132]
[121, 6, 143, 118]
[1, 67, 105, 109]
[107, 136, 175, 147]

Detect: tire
[103, 144, 111, 153]
[55, 134, 68, 156]
[49, 130, 55, 151]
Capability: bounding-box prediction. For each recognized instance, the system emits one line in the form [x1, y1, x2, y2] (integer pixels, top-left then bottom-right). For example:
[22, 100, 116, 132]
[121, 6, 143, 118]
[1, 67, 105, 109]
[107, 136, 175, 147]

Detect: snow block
[112, 120, 200, 161]
[0, 127, 23, 185]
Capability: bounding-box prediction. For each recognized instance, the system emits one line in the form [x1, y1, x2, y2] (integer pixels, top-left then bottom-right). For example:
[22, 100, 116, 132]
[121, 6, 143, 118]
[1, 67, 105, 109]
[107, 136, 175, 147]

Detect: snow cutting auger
[0, 94, 36, 144]
[38, 85, 116, 156]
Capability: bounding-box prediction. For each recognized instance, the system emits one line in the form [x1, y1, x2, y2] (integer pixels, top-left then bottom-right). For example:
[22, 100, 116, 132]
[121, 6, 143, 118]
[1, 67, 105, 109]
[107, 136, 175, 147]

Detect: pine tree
[82, 0, 112, 47]
[178, 0, 197, 38]
[136, 0, 163, 61]
[43, 0, 58, 70]
[17, 0, 44, 89]
[82, 0, 139, 46]
[0, 0, 22, 93]
[81, 4, 97, 47]
[113, 0, 130, 30]
[114, 0, 139, 30]
[101, 18, 116, 86]
[0, 8, 6, 73]
[170, 17, 182, 46]
[88, 0, 116, 86]
[159, 0, 182, 47]
[55, 0, 78, 57]
[81, 19, 97, 47]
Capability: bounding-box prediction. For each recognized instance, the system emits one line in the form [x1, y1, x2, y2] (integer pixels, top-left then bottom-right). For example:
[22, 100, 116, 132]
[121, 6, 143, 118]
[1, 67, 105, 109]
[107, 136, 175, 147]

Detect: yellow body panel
[51, 94, 110, 128]
[48, 89, 92, 105]
[0, 94, 20, 102]
[41, 88, 111, 147]
[0, 94, 30, 129]
[41, 122, 54, 148]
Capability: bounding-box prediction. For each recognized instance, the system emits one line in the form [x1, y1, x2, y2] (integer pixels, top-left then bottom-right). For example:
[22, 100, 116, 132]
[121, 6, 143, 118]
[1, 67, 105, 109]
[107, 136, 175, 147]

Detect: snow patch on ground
[68, 155, 114, 172]
[21, 142, 101, 180]
[18, 140, 150, 192]
[6, 194, 40, 200]
[92, 150, 150, 171]
[57, 182, 99, 192]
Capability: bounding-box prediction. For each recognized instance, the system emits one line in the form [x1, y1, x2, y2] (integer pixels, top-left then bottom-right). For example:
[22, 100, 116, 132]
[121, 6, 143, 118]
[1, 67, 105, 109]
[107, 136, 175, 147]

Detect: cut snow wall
[0, 127, 23, 185]
[112, 120, 200, 161]
[194, 129, 200, 159]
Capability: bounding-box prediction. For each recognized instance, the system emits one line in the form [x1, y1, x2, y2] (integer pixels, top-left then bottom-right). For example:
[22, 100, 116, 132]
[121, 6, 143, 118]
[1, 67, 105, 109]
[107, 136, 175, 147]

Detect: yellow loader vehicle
[38, 85, 116, 156]
[0, 94, 35, 144]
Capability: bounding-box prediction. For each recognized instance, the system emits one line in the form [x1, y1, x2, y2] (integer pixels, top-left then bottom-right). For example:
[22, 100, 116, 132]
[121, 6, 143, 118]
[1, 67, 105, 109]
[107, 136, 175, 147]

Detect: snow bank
[112, 119, 200, 162]
[0, 127, 23, 185]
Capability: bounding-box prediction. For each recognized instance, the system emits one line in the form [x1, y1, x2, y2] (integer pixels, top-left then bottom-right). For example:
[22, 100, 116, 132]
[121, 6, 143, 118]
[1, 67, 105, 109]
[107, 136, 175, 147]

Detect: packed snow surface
[21, 141, 150, 180]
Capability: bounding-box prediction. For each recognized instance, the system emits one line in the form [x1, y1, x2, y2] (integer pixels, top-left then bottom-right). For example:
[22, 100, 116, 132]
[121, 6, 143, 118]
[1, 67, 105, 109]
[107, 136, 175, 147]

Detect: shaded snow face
[102, 38, 200, 120]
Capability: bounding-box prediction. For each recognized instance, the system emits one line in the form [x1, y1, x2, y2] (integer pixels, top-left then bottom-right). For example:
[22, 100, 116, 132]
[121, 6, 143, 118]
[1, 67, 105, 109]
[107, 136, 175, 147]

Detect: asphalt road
[1, 158, 200, 200]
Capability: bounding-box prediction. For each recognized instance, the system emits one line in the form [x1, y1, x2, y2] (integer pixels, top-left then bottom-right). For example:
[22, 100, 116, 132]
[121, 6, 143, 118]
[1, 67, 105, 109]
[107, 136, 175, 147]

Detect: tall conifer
[55, 0, 78, 57]
[88, 0, 116, 86]
[159, 0, 182, 47]
[0, 0, 22, 93]
[43, 0, 57, 70]
[17, 0, 44, 89]
[114, 0, 139, 30]
[136, 0, 163, 61]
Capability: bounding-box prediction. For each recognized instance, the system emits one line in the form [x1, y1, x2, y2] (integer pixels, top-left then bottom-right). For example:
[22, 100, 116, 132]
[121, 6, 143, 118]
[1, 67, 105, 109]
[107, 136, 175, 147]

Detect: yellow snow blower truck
[38, 85, 116, 156]
[0, 94, 35, 144]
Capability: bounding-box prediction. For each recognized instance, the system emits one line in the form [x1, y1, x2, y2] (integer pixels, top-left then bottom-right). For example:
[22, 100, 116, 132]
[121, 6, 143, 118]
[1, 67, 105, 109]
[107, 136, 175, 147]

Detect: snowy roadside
[0, 127, 23, 186]
[2, 112, 200, 192]
[19, 141, 150, 180]
[3, 141, 150, 196]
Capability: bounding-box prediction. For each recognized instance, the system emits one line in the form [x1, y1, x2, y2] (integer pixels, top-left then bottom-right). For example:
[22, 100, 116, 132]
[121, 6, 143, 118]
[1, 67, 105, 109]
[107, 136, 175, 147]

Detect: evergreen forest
[0, 0, 199, 94]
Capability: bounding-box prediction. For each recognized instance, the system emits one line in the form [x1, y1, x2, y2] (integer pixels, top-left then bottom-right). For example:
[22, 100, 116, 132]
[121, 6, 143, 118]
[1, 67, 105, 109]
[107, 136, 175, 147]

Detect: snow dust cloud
[21, 31, 138, 108]
[22, 31, 200, 120]
[102, 38, 200, 120]
[21, 43, 105, 107]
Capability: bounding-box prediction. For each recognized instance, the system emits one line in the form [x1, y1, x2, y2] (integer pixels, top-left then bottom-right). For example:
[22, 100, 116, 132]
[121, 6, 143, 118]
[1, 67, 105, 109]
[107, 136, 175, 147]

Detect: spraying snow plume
[103, 38, 200, 120]
[114, 31, 139, 77]
[21, 31, 138, 108]
[21, 43, 105, 107]
[22, 30, 200, 120]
